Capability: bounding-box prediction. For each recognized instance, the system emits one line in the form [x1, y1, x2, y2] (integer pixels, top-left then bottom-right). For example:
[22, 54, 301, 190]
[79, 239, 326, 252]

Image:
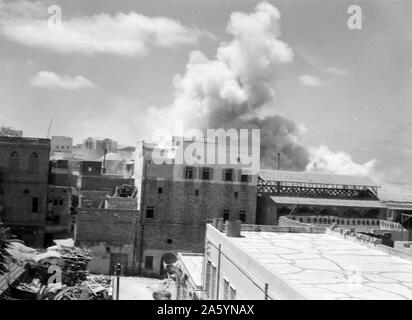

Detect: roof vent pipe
[226, 220, 242, 237]
[213, 218, 224, 232]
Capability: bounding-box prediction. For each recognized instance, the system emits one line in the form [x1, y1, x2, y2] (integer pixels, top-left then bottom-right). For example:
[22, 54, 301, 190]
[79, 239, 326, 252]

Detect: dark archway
[160, 252, 178, 279]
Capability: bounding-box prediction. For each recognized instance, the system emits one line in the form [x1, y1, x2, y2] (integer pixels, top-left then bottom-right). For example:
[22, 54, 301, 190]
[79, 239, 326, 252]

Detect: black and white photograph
[0, 0, 411, 307]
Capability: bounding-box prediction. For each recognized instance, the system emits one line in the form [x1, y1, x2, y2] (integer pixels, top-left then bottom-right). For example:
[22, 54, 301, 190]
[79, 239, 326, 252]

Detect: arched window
[9, 151, 20, 172]
[28, 152, 39, 174]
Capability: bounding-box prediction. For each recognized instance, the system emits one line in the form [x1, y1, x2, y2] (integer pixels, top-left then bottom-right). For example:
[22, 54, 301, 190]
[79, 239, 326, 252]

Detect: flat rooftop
[269, 196, 385, 208]
[210, 226, 412, 299]
[178, 253, 203, 289]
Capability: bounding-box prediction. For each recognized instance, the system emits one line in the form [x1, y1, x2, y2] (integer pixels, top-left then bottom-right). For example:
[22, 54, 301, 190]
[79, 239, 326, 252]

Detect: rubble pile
[1, 239, 112, 300]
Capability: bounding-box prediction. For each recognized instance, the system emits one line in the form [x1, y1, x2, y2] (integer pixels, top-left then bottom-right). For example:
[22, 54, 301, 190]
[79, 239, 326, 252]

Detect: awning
[269, 196, 386, 208]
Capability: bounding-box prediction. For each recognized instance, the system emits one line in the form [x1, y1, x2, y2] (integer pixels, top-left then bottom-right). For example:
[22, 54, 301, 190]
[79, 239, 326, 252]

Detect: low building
[75, 208, 139, 275]
[191, 221, 412, 300]
[257, 170, 387, 229]
[176, 252, 204, 300]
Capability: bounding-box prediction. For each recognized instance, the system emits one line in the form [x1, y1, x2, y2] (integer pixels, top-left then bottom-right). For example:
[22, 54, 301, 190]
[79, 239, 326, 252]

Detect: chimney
[102, 148, 107, 174]
[213, 218, 224, 232]
[277, 152, 280, 171]
[226, 220, 242, 237]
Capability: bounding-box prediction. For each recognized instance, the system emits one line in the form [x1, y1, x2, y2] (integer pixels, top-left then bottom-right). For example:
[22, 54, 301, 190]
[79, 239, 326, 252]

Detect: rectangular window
[32, 198, 39, 213]
[211, 264, 217, 299]
[205, 260, 212, 298]
[158, 187, 163, 194]
[240, 174, 250, 183]
[146, 205, 154, 218]
[58, 199, 64, 206]
[185, 167, 194, 179]
[145, 256, 154, 270]
[223, 209, 230, 221]
[224, 169, 233, 182]
[223, 279, 229, 300]
[229, 285, 236, 300]
[201, 167, 211, 180]
[195, 189, 199, 196]
[234, 191, 238, 198]
[239, 210, 246, 222]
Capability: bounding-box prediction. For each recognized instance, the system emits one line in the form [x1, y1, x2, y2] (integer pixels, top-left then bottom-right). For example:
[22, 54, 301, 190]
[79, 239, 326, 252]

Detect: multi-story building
[50, 136, 73, 155]
[81, 137, 118, 158]
[0, 137, 50, 247]
[134, 137, 258, 277]
[0, 127, 23, 137]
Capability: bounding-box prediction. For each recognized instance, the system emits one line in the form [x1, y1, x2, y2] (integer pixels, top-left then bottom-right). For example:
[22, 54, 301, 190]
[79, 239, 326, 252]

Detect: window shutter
[209, 168, 214, 180]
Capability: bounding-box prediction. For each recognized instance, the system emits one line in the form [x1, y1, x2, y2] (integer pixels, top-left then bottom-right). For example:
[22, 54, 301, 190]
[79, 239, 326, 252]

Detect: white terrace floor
[234, 231, 412, 299]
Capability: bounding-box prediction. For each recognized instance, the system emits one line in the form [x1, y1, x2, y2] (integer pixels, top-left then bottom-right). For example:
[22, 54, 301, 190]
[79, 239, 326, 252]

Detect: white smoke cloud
[169, 1, 294, 128]
[149, 2, 379, 174]
[150, 2, 310, 170]
[306, 144, 378, 177]
[0, 0, 202, 56]
[30, 71, 96, 90]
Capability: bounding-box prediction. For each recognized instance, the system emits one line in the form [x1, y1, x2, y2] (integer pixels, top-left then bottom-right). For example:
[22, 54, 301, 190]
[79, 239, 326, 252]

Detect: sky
[0, 0, 411, 185]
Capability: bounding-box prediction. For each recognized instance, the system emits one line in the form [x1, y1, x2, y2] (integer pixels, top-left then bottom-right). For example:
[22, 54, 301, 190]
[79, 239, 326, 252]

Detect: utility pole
[115, 263, 121, 300]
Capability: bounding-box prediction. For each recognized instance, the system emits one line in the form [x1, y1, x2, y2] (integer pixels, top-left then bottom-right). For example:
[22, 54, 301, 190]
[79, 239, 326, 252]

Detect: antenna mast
[47, 118, 53, 139]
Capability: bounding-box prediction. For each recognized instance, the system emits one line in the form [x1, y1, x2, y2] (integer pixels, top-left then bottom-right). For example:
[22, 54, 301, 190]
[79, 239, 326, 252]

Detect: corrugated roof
[259, 170, 379, 186]
[269, 196, 385, 208]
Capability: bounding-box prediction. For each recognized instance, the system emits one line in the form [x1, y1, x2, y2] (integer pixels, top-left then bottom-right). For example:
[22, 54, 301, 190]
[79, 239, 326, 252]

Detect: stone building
[81, 137, 118, 158]
[75, 207, 138, 275]
[0, 127, 23, 137]
[45, 185, 74, 246]
[134, 137, 258, 277]
[75, 160, 134, 209]
[0, 137, 50, 247]
[50, 136, 73, 155]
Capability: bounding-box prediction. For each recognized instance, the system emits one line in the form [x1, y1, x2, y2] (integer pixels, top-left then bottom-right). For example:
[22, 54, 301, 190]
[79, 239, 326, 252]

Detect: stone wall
[0, 137, 50, 247]
[139, 177, 257, 276]
[75, 208, 139, 275]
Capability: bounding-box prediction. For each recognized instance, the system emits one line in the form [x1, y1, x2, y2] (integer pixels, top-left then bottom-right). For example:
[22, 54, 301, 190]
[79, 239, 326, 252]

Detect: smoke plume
[159, 2, 377, 175]
[167, 2, 309, 170]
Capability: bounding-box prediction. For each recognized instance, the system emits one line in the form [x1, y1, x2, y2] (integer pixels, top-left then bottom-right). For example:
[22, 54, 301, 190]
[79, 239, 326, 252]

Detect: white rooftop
[223, 230, 412, 299]
[178, 253, 203, 289]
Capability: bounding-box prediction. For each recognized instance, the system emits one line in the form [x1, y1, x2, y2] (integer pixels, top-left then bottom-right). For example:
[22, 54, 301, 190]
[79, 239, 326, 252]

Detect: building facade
[0, 137, 50, 247]
[135, 137, 258, 277]
[50, 136, 73, 155]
